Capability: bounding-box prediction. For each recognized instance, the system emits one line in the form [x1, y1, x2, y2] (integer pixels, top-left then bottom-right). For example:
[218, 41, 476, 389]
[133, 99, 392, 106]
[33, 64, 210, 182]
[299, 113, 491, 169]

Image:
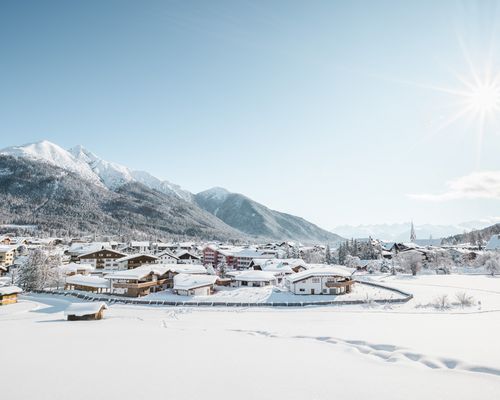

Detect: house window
[312, 278, 320, 283]
[299, 288, 305, 292]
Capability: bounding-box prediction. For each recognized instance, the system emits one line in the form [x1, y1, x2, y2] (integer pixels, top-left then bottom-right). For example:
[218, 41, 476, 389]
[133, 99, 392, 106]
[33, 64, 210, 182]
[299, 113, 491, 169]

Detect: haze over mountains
[0, 140, 343, 243]
[333, 218, 500, 242]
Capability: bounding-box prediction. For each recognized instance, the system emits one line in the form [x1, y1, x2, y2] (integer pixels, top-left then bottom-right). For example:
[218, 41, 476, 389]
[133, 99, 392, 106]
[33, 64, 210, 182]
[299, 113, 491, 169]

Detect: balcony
[112, 279, 167, 290]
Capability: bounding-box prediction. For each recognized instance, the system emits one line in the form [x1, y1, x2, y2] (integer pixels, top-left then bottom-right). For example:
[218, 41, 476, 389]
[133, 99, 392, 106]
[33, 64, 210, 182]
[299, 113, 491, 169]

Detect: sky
[1, 0, 500, 229]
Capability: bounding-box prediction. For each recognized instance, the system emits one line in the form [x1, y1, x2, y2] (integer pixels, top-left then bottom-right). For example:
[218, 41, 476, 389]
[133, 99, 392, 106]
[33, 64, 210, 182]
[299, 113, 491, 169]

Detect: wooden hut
[64, 302, 108, 321]
[0, 286, 22, 305]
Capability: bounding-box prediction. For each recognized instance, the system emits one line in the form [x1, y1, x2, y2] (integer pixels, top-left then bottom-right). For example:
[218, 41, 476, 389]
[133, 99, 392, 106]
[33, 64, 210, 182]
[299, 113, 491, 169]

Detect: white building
[156, 251, 179, 264]
[173, 273, 217, 296]
[175, 250, 201, 264]
[231, 270, 277, 288]
[285, 266, 354, 295]
[58, 262, 94, 276]
[78, 249, 127, 271]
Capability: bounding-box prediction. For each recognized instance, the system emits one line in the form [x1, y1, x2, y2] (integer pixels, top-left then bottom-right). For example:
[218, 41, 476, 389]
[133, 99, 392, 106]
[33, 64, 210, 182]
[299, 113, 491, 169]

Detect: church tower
[410, 221, 416, 242]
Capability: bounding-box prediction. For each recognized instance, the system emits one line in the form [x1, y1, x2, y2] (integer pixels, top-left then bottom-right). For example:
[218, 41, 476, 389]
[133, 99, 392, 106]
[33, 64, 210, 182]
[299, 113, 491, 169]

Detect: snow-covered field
[2, 274, 500, 400]
[143, 281, 405, 303]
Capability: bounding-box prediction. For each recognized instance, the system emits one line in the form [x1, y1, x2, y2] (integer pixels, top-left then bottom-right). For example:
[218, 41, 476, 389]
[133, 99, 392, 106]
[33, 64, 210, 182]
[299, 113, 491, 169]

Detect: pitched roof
[173, 273, 217, 291]
[64, 302, 107, 317]
[58, 263, 94, 274]
[66, 274, 109, 288]
[105, 265, 170, 280]
[116, 253, 158, 262]
[233, 270, 277, 282]
[286, 266, 353, 283]
[157, 251, 179, 259]
[0, 285, 22, 295]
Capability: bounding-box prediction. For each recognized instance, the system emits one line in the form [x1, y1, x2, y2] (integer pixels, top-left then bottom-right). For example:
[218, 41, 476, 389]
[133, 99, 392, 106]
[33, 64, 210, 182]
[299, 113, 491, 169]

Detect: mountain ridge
[0, 140, 343, 242]
[195, 187, 343, 243]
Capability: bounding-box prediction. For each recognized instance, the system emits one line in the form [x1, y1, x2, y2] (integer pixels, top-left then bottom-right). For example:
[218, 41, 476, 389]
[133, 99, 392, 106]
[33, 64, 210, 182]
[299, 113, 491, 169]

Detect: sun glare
[467, 82, 500, 114]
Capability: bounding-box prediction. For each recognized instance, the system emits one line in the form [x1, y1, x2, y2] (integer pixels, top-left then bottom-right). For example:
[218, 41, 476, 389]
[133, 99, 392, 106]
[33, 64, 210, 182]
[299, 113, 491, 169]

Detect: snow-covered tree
[476, 252, 500, 276]
[325, 244, 332, 264]
[17, 248, 60, 291]
[217, 261, 227, 278]
[426, 251, 455, 274]
[344, 255, 360, 269]
[394, 251, 423, 276]
[206, 263, 216, 275]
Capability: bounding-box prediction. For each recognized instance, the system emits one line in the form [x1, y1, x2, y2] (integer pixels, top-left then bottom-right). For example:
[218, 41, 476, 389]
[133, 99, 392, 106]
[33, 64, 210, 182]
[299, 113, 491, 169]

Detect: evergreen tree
[325, 244, 332, 264]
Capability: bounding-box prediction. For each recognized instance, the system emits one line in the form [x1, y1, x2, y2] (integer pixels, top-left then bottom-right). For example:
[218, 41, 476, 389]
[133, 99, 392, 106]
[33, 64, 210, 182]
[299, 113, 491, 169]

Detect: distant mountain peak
[199, 187, 231, 201]
[195, 187, 343, 243]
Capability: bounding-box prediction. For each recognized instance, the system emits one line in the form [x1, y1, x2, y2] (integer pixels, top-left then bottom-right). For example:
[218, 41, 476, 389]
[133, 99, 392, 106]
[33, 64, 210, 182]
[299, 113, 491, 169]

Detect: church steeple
[410, 221, 416, 242]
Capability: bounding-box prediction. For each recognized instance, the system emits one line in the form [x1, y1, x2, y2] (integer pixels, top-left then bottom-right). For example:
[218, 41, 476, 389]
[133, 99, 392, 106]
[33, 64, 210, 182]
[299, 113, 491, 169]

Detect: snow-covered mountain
[130, 170, 193, 202]
[195, 187, 344, 243]
[69, 145, 135, 189]
[332, 220, 500, 241]
[0, 140, 343, 242]
[0, 140, 103, 186]
[0, 140, 191, 201]
[0, 154, 242, 240]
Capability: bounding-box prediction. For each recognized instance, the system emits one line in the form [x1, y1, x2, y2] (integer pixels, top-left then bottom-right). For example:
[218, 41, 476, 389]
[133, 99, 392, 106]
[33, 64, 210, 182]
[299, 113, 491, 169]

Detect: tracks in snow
[232, 329, 500, 378]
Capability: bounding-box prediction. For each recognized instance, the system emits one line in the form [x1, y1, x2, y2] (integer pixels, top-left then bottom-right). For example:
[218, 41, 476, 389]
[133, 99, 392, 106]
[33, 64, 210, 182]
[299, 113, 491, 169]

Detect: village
[1, 226, 500, 312]
[2, 231, 500, 400]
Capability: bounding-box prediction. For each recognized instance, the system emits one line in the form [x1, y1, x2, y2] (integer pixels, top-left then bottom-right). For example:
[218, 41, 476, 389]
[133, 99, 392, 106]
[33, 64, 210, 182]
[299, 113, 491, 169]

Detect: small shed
[0, 285, 22, 305]
[64, 302, 108, 321]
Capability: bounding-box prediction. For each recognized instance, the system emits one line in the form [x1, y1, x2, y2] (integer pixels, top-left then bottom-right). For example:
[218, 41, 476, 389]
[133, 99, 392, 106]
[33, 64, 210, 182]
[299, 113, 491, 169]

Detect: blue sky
[1, 0, 500, 228]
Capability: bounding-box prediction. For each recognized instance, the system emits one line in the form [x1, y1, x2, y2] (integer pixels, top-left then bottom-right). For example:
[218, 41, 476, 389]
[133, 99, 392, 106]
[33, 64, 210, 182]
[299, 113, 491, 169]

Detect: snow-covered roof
[64, 302, 108, 317]
[105, 265, 170, 280]
[67, 242, 111, 255]
[130, 241, 150, 247]
[66, 274, 109, 289]
[286, 266, 353, 283]
[58, 263, 94, 274]
[78, 249, 127, 258]
[0, 245, 17, 253]
[233, 249, 266, 258]
[0, 285, 22, 295]
[260, 261, 294, 274]
[116, 253, 158, 262]
[166, 264, 207, 274]
[486, 235, 500, 250]
[173, 273, 217, 291]
[233, 270, 277, 282]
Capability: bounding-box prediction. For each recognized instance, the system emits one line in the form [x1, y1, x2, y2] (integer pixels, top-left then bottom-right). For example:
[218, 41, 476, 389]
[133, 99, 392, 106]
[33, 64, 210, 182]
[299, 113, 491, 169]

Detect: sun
[418, 41, 500, 165]
[466, 82, 500, 114]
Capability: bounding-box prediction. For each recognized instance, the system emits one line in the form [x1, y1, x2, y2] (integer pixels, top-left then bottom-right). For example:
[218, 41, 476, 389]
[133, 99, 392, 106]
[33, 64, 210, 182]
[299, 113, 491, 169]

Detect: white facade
[285, 267, 353, 295]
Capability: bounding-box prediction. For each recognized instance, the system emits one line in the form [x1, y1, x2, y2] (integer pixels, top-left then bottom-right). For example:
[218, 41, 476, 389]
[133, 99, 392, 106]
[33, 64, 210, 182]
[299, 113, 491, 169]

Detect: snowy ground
[143, 281, 405, 303]
[1, 274, 500, 400]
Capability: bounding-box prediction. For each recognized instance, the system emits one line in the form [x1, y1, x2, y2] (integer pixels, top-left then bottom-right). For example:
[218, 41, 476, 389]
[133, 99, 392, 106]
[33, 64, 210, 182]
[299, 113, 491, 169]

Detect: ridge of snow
[2, 140, 193, 201]
[69, 145, 135, 189]
[69, 145, 192, 200]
